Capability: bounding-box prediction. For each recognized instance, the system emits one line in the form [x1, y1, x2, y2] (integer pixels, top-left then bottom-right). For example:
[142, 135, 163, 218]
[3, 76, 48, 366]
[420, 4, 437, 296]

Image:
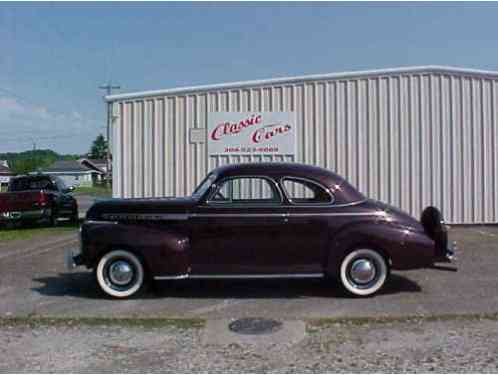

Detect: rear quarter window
[281, 177, 333, 204]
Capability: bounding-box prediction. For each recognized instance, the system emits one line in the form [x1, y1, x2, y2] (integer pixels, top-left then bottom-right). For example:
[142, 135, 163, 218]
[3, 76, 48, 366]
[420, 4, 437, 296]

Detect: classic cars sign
[207, 112, 296, 155]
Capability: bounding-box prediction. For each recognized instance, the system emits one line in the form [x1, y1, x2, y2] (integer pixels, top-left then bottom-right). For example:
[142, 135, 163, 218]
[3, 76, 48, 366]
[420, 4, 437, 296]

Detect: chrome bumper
[64, 249, 83, 270]
[434, 241, 457, 264]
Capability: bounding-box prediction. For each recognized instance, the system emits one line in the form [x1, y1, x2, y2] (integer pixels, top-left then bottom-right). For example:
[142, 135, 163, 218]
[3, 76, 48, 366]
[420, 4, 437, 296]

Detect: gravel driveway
[0, 316, 496, 372]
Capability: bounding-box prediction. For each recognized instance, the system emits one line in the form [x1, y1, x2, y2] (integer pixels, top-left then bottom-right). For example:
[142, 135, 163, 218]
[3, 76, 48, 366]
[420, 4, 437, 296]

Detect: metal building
[105, 66, 498, 224]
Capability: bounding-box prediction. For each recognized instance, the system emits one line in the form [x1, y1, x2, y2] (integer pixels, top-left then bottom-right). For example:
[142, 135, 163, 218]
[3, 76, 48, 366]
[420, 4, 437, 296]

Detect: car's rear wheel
[339, 248, 388, 297]
[96, 250, 145, 298]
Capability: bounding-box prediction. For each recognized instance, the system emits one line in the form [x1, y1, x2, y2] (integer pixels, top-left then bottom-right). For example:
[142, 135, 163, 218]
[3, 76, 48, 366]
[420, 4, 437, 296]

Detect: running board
[154, 273, 325, 280]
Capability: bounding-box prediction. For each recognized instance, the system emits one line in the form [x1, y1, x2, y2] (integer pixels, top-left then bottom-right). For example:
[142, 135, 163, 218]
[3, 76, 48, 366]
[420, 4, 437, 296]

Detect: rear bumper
[64, 248, 84, 270]
[0, 209, 50, 222]
[434, 241, 457, 264]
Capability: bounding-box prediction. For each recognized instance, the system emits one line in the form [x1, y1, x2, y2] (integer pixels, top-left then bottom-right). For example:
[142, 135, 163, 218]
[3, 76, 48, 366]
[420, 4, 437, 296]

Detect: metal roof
[42, 160, 93, 173]
[0, 164, 13, 174]
[105, 65, 498, 102]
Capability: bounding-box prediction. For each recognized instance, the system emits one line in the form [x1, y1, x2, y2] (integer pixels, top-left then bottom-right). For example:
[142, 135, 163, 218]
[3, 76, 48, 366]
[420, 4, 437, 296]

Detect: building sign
[0, 176, 11, 184]
[207, 112, 296, 155]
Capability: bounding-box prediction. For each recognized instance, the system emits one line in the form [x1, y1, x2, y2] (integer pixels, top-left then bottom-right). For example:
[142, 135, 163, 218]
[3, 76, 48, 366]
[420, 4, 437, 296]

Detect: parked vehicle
[0, 175, 78, 227]
[67, 163, 455, 298]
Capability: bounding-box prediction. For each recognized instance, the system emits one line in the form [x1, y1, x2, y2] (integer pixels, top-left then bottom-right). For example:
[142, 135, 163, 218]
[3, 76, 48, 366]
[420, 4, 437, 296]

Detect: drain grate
[228, 317, 283, 335]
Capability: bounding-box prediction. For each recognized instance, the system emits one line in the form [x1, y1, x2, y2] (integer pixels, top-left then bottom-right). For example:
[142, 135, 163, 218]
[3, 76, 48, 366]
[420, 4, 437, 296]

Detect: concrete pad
[202, 319, 306, 348]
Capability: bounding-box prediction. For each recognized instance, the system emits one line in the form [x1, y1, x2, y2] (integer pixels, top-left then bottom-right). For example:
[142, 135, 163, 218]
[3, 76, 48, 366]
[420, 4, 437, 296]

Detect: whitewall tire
[339, 248, 388, 297]
[96, 250, 145, 298]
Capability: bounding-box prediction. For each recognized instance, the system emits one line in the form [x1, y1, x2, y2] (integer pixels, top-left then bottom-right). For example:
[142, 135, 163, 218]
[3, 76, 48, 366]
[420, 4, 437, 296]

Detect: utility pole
[99, 82, 120, 186]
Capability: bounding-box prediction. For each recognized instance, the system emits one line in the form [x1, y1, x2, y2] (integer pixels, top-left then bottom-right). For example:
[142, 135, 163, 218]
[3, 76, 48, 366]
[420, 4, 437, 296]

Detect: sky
[1, 2, 498, 154]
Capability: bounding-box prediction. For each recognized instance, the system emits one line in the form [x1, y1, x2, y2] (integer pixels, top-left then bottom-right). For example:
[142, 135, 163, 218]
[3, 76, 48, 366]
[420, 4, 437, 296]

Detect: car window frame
[279, 176, 335, 206]
[204, 175, 284, 207]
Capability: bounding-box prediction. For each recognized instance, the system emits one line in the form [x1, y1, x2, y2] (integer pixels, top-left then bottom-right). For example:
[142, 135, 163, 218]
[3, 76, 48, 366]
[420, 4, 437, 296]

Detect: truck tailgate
[0, 191, 45, 213]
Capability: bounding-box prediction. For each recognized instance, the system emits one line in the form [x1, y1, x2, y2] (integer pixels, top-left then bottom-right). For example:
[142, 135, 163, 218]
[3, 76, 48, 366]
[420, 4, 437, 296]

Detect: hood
[86, 196, 197, 221]
[371, 200, 424, 232]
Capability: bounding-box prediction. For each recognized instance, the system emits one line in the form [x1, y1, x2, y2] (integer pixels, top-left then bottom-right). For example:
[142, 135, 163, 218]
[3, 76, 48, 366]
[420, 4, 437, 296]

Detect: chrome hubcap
[350, 258, 376, 284]
[108, 260, 134, 286]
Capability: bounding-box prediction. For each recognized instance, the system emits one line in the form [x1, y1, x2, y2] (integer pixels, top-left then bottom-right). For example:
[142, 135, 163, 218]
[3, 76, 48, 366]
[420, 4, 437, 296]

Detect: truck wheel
[70, 208, 79, 224]
[96, 250, 145, 298]
[339, 248, 388, 297]
[50, 208, 59, 227]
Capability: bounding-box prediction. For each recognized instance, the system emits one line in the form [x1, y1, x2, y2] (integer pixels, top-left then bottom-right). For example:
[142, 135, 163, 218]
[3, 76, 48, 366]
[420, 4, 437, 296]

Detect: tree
[89, 134, 108, 160]
[0, 149, 70, 175]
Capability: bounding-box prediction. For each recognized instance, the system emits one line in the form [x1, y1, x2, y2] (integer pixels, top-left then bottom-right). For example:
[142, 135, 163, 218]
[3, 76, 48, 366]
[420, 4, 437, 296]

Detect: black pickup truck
[0, 175, 78, 227]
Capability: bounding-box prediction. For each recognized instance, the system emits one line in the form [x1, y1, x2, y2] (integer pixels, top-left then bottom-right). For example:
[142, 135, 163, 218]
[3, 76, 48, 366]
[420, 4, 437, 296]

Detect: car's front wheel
[96, 250, 145, 298]
[339, 248, 389, 297]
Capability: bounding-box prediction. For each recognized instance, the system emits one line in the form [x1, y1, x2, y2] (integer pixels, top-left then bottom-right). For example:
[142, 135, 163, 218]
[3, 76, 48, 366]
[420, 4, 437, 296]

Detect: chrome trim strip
[189, 273, 324, 279]
[85, 220, 119, 225]
[101, 213, 189, 221]
[154, 274, 190, 280]
[191, 211, 384, 218]
[286, 211, 384, 217]
[191, 213, 287, 218]
[154, 273, 324, 280]
[196, 199, 367, 210]
[285, 199, 368, 208]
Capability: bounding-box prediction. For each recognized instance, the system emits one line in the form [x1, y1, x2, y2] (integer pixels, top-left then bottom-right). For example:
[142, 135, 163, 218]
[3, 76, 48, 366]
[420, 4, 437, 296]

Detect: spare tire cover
[421, 206, 447, 254]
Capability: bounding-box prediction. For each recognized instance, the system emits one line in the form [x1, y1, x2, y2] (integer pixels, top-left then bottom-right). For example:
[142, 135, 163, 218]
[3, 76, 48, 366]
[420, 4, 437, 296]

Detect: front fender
[326, 221, 435, 276]
[81, 222, 190, 276]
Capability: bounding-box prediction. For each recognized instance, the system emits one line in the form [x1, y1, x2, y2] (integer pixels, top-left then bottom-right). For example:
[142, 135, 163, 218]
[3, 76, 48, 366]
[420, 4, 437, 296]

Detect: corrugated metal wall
[110, 69, 498, 224]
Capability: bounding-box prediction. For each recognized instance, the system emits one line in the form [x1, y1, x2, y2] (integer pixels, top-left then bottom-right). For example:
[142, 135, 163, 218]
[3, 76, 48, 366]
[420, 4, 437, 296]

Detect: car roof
[212, 162, 339, 181]
[210, 162, 365, 204]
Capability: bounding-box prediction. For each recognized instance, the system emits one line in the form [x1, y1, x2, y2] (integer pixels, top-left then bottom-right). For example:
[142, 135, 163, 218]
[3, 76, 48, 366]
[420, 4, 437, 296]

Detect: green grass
[0, 316, 205, 329]
[306, 312, 498, 331]
[74, 185, 112, 198]
[0, 224, 78, 243]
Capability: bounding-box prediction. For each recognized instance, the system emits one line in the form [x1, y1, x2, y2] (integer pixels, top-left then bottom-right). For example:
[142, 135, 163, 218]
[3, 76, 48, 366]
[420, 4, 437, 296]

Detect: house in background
[78, 158, 107, 174]
[37, 159, 104, 187]
[0, 160, 14, 191]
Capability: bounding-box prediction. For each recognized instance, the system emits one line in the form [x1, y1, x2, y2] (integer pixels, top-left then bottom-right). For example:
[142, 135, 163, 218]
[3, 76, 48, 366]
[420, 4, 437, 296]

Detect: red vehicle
[67, 163, 455, 299]
[0, 175, 78, 227]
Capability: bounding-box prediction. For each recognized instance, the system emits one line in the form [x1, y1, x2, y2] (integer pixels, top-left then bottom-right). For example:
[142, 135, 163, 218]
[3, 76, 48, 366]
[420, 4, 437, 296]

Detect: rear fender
[82, 223, 190, 276]
[325, 221, 435, 276]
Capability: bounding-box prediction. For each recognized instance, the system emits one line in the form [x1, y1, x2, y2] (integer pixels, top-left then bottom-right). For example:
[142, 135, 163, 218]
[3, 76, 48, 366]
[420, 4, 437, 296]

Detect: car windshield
[192, 173, 217, 198]
[53, 176, 68, 191]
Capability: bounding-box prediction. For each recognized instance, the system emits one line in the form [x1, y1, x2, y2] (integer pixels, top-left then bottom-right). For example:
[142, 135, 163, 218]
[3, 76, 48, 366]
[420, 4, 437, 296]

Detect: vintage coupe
[67, 163, 455, 298]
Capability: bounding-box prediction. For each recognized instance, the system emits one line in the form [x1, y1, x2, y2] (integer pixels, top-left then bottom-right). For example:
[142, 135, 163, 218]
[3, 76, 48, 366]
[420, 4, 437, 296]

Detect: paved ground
[0, 226, 497, 319]
[0, 225, 497, 372]
[0, 317, 496, 372]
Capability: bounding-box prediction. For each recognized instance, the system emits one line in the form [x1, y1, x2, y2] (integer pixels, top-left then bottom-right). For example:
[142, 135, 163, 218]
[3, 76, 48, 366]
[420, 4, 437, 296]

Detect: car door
[189, 176, 288, 275]
[277, 177, 334, 274]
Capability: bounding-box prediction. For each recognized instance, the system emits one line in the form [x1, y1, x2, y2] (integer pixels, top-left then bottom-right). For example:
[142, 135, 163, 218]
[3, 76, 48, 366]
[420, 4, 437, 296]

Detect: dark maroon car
[66, 163, 455, 298]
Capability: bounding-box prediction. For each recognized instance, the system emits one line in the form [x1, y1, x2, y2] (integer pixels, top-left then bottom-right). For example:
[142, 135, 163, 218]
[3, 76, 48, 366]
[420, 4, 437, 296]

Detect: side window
[210, 177, 280, 204]
[30, 178, 56, 191]
[281, 178, 333, 204]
